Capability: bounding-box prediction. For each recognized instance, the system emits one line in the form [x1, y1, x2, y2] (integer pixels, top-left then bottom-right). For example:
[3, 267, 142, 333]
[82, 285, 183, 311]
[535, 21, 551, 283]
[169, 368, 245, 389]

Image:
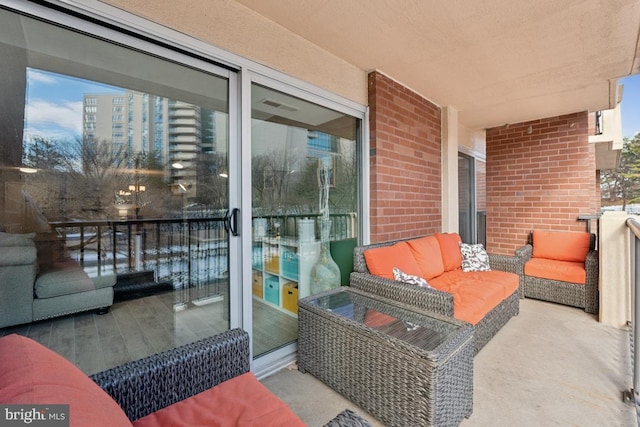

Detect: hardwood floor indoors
[0, 288, 298, 376]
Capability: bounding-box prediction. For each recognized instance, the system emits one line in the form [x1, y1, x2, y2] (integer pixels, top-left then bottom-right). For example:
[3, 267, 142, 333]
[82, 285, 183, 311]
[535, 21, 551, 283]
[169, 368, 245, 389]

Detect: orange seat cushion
[407, 236, 445, 280]
[532, 230, 591, 263]
[133, 372, 305, 427]
[0, 334, 133, 427]
[525, 257, 586, 284]
[364, 241, 423, 280]
[430, 270, 519, 325]
[435, 233, 463, 271]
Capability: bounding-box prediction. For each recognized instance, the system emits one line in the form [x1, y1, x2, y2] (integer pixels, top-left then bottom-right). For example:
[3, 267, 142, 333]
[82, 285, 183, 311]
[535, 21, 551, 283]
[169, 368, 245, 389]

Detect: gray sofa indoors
[0, 231, 115, 329]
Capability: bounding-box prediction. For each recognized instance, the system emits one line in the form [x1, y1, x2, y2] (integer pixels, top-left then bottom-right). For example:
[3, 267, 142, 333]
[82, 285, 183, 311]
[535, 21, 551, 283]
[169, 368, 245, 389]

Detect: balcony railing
[50, 217, 228, 289]
[625, 217, 640, 410]
[48, 213, 357, 288]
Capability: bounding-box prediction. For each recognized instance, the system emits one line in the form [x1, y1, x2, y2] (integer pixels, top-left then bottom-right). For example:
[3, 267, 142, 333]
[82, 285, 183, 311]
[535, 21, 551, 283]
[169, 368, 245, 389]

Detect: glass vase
[310, 220, 341, 295]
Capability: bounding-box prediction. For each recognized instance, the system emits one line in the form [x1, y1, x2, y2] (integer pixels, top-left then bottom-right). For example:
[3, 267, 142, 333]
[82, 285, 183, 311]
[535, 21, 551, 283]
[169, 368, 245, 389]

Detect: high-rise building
[82, 92, 214, 195]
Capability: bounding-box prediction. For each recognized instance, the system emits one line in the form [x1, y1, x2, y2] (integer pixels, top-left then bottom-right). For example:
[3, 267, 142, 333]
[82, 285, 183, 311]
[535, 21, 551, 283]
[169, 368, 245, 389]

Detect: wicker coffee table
[298, 287, 474, 427]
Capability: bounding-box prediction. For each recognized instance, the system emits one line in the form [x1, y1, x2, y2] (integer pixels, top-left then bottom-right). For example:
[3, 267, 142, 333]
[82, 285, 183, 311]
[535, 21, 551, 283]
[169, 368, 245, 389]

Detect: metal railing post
[634, 237, 640, 398]
[112, 223, 117, 271]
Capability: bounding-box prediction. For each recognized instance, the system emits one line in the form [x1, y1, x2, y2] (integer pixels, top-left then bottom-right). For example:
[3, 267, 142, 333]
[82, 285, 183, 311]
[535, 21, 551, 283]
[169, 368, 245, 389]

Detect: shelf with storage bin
[282, 282, 299, 314]
[252, 271, 263, 298]
[251, 237, 320, 316]
[263, 273, 280, 306]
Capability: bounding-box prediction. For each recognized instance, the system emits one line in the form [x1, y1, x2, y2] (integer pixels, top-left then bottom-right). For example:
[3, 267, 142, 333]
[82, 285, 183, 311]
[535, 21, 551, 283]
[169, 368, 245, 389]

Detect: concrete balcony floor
[262, 298, 637, 427]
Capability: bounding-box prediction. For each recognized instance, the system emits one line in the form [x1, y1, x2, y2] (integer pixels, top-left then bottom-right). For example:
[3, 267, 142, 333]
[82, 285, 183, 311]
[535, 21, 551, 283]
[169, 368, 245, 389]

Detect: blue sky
[24, 68, 123, 142]
[621, 74, 640, 139]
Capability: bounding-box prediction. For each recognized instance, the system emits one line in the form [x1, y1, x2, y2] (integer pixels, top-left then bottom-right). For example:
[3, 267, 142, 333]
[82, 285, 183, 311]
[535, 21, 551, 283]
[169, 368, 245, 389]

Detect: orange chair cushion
[0, 334, 133, 427]
[430, 270, 519, 325]
[524, 258, 586, 284]
[407, 236, 445, 280]
[435, 233, 463, 271]
[364, 242, 423, 280]
[532, 230, 591, 263]
[133, 372, 305, 427]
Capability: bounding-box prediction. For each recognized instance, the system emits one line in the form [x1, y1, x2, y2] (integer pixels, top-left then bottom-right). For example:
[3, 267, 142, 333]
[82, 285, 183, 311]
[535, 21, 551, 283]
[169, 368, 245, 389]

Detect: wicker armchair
[516, 232, 598, 314]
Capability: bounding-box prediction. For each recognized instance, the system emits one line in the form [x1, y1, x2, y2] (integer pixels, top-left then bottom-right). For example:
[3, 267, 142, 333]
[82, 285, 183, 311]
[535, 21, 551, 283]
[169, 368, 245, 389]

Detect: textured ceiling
[237, 0, 640, 129]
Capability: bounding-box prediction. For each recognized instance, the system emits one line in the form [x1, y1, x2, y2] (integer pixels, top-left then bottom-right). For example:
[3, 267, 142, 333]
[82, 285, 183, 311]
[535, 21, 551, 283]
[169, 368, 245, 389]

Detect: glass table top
[308, 289, 463, 351]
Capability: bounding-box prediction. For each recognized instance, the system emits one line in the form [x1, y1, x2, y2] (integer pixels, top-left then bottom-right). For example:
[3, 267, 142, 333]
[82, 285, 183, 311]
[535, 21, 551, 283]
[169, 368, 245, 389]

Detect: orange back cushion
[0, 334, 133, 427]
[363, 242, 422, 280]
[407, 236, 445, 280]
[532, 230, 591, 263]
[435, 233, 463, 271]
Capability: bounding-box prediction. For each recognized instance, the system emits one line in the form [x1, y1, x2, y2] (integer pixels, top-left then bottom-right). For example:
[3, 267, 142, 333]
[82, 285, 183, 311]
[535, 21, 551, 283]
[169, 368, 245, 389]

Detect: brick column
[367, 71, 442, 243]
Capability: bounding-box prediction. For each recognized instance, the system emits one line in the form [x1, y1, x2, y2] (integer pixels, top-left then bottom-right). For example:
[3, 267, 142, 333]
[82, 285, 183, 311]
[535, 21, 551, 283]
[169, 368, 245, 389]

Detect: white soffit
[236, 0, 640, 130]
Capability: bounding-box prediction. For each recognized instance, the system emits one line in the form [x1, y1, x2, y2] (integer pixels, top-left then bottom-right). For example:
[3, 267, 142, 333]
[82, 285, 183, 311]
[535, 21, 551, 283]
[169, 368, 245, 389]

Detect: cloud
[25, 99, 83, 137]
[28, 69, 58, 85]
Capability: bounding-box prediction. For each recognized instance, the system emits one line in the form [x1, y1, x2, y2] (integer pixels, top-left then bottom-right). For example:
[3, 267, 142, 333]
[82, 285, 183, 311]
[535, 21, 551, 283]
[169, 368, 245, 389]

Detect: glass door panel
[0, 8, 233, 374]
[458, 153, 475, 244]
[250, 83, 359, 357]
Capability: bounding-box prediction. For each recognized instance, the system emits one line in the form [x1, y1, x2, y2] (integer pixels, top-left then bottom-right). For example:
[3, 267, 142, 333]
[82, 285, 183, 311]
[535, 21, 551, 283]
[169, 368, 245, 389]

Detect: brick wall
[368, 71, 442, 243]
[485, 112, 598, 255]
[588, 111, 597, 135]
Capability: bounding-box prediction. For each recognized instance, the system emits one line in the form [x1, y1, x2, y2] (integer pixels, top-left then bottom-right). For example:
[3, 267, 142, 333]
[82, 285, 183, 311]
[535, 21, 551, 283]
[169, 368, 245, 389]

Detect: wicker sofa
[350, 233, 522, 354]
[516, 230, 598, 314]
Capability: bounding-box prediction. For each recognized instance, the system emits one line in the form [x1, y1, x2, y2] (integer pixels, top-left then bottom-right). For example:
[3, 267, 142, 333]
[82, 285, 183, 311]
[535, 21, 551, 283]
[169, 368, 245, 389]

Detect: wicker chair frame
[515, 233, 599, 314]
[90, 328, 251, 421]
[90, 328, 371, 426]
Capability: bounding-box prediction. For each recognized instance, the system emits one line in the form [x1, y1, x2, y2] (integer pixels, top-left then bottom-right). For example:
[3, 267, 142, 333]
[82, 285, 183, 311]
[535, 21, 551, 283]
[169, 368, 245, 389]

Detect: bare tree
[195, 152, 228, 211]
[601, 134, 640, 211]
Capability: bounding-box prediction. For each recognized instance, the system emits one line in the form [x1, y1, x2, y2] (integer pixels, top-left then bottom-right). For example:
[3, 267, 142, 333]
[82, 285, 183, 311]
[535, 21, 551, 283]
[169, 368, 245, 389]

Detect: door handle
[226, 208, 240, 236]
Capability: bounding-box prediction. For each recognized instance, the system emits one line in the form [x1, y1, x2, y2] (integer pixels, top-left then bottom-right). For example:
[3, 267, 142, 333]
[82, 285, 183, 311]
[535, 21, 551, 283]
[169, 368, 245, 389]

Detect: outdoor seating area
[268, 297, 636, 426]
[350, 232, 521, 353]
[0, 276, 636, 426]
[2, 1, 640, 426]
[290, 229, 636, 426]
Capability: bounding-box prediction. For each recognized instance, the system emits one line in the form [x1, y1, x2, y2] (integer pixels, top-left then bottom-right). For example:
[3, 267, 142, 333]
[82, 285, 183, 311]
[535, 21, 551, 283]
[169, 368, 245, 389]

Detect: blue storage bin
[281, 249, 299, 280]
[264, 276, 280, 306]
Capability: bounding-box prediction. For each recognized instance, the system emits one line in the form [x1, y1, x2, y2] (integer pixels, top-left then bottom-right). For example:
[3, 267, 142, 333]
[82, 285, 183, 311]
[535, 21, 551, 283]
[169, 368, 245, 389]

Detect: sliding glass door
[0, 7, 236, 374]
[458, 153, 475, 244]
[458, 153, 487, 246]
[250, 83, 359, 357]
[2, 3, 365, 374]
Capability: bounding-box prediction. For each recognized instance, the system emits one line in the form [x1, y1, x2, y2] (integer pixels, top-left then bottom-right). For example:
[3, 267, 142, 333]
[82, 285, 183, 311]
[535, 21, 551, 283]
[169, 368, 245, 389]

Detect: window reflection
[250, 83, 359, 356]
[0, 8, 231, 375]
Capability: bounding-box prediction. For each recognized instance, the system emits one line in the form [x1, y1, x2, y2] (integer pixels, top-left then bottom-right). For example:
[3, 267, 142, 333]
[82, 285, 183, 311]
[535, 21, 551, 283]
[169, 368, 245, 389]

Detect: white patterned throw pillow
[460, 243, 491, 272]
[392, 267, 431, 288]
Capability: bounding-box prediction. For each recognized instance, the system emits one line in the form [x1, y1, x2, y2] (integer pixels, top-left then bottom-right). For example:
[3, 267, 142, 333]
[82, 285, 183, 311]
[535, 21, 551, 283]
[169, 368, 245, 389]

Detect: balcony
[1, 212, 638, 426]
